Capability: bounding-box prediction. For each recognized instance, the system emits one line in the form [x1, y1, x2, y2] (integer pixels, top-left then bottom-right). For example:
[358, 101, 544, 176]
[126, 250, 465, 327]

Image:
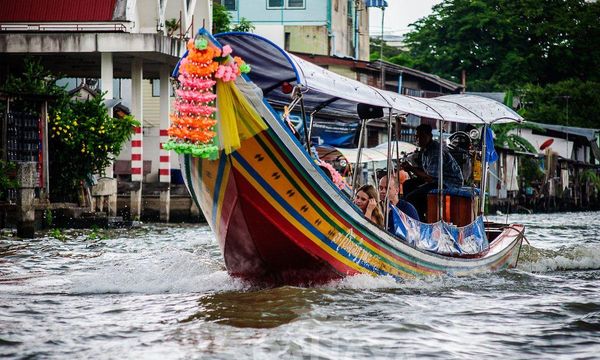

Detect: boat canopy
[215, 32, 522, 124]
[317, 141, 417, 165]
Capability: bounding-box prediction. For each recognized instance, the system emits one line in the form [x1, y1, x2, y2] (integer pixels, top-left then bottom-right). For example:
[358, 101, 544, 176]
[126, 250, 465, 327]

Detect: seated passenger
[400, 124, 464, 220]
[378, 174, 420, 232]
[353, 184, 384, 228]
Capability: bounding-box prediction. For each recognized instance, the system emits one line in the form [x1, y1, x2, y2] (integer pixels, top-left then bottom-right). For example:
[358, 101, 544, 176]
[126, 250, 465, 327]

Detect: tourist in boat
[378, 174, 420, 231]
[353, 184, 384, 227]
[400, 124, 464, 219]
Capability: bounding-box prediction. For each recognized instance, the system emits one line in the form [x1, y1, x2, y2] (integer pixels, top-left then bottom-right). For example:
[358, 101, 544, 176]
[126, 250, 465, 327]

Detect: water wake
[518, 244, 600, 272]
[70, 248, 246, 294]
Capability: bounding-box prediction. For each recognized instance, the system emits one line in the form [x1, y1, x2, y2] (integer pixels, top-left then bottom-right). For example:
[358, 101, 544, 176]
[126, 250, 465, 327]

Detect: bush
[49, 94, 138, 200]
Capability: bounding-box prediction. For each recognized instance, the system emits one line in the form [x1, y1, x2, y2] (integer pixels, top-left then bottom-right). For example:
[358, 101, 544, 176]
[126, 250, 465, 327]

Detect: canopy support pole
[351, 118, 367, 196]
[307, 113, 314, 144]
[298, 94, 311, 153]
[479, 125, 488, 215]
[438, 119, 444, 222]
[384, 110, 393, 230]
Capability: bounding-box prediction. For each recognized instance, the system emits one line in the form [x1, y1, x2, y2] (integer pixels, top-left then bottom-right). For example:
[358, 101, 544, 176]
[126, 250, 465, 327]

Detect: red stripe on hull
[220, 167, 348, 285]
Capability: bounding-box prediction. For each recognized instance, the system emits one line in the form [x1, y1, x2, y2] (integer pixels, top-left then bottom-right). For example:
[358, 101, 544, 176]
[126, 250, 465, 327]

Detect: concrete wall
[229, 0, 327, 25]
[254, 24, 285, 48]
[228, 0, 370, 60]
[327, 64, 357, 79]
[286, 25, 329, 54]
[515, 128, 575, 159]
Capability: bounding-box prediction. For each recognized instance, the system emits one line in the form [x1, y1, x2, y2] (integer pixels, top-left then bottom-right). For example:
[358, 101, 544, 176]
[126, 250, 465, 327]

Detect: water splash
[70, 248, 246, 294]
[518, 244, 600, 272]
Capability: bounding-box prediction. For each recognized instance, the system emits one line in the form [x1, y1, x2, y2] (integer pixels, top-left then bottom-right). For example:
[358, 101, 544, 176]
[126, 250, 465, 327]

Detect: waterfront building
[0, 0, 212, 228]
[215, 0, 371, 61]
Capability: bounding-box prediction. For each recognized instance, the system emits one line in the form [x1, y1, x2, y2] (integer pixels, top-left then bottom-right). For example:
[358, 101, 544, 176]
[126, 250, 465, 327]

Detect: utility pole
[379, 5, 385, 89]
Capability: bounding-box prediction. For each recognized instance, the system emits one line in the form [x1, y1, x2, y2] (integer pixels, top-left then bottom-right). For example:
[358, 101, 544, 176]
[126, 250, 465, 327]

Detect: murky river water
[2, 211, 600, 359]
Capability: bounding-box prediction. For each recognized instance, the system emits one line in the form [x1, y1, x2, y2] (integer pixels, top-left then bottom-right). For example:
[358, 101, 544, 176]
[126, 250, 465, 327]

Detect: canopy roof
[317, 141, 417, 164]
[215, 32, 522, 125]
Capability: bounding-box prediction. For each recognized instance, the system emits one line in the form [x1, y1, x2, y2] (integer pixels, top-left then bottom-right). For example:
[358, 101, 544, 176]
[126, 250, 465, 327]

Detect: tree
[2, 57, 138, 202]
[404, 0, 600, 90]
[232, 17, 255, 33]
[369, 38, 402, 60]
[212, 3, 231, 34]
[49, 95, 139, 200]
[518, 80, 600, 129]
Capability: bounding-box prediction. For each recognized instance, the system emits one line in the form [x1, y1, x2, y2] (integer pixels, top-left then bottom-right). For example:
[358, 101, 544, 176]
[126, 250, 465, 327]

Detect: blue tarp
[391, 209, 489, 255]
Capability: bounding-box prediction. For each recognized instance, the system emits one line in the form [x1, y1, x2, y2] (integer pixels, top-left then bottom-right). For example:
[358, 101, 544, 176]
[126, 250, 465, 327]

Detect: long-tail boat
[167, 30, 525, 285]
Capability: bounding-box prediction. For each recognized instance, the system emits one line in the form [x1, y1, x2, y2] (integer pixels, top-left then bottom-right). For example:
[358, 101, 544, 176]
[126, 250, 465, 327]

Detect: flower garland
[318, 159, 346, 190]
[162, 38, 251, 158]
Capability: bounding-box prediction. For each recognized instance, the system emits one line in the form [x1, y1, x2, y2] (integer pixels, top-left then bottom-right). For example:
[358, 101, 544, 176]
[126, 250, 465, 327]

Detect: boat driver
[399, 124, 464, 220]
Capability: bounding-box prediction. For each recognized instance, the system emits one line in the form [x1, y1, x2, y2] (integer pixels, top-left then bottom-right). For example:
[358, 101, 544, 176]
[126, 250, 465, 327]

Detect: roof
[0, 0, 118, 22]
[291, 53, 463, 93]
[372, 60, 464, 92]
[527, 122, 600, 141]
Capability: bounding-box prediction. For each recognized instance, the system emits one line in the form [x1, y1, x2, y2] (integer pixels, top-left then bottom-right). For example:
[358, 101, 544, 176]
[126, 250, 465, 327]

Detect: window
[268, 0, 283, 8]
[267, 0, 304, 9]
[284, 32, 291, 51]
[287, 0, 304, 8]
[152, 79, 174, 97]
[218, 0, 236, 11]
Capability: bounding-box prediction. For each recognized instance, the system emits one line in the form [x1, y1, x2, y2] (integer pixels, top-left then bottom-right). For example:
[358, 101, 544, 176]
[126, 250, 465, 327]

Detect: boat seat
[426, 187, 480, 227]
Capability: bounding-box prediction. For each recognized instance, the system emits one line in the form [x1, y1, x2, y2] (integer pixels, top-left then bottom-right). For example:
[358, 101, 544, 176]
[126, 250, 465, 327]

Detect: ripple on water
[2, 215, 600, 358]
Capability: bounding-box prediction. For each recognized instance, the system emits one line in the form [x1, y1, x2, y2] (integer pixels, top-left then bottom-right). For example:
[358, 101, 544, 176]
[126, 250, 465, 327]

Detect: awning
[317, 141, 416, 164]
[214, 32, 522, 124]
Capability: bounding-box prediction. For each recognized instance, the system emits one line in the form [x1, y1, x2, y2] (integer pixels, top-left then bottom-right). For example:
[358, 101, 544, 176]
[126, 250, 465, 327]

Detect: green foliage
[518, 80, 600, 128]
[49, 95, 139, 200]
[520, 157, 545, 186]
[44, 208, 53, 227]
[0, 161, 18, 198]
[3, 57, 138, 201]
[369, 38, 403, 61]
[232, 18, 255, 33]
[1, 56, 68, 114]
[2, 57, 63, 96]
[580, 169, 600, 191]
[49, 228, 65, 241]
[404, 0, 600, 91]
[212, 3, 232, 34]
[492, 122, 543, 153]
[165, 18, 179, 35]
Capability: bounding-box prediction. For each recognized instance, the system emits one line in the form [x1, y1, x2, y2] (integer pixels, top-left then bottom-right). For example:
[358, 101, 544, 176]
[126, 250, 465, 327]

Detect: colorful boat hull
[180, 82, 525, 285]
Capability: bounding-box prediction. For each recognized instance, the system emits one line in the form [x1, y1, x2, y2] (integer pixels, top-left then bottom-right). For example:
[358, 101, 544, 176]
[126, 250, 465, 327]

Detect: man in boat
[400, 124, 464, 220]
[378, 173, 420, 233]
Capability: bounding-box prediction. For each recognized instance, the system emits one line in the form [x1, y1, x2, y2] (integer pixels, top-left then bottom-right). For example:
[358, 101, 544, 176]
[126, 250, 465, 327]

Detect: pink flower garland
[176, 89, 217, 103]
[318, 160, 346, 190]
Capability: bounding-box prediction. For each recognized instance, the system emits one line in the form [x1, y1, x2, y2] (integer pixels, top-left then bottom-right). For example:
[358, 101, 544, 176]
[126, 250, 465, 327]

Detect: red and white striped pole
[130, 58, 143, 220]
[131, 126, 143, 182]
[159, 131, 170, 182]
[159, 65, 171, 222]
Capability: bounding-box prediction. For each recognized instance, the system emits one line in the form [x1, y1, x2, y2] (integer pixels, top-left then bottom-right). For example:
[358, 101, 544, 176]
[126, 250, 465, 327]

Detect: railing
[0, 22, 129, 32]
[401, 87, 445, 98]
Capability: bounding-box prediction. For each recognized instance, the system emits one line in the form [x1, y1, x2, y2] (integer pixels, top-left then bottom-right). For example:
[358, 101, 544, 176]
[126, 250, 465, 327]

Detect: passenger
[400, 124, 464, 220]
[378, 174, 420, 231]
[353, 184, 384, 228]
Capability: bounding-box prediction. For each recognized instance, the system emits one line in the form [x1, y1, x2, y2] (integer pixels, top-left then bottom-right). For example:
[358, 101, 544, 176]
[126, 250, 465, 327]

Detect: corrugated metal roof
[0, 0, 117, 22]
